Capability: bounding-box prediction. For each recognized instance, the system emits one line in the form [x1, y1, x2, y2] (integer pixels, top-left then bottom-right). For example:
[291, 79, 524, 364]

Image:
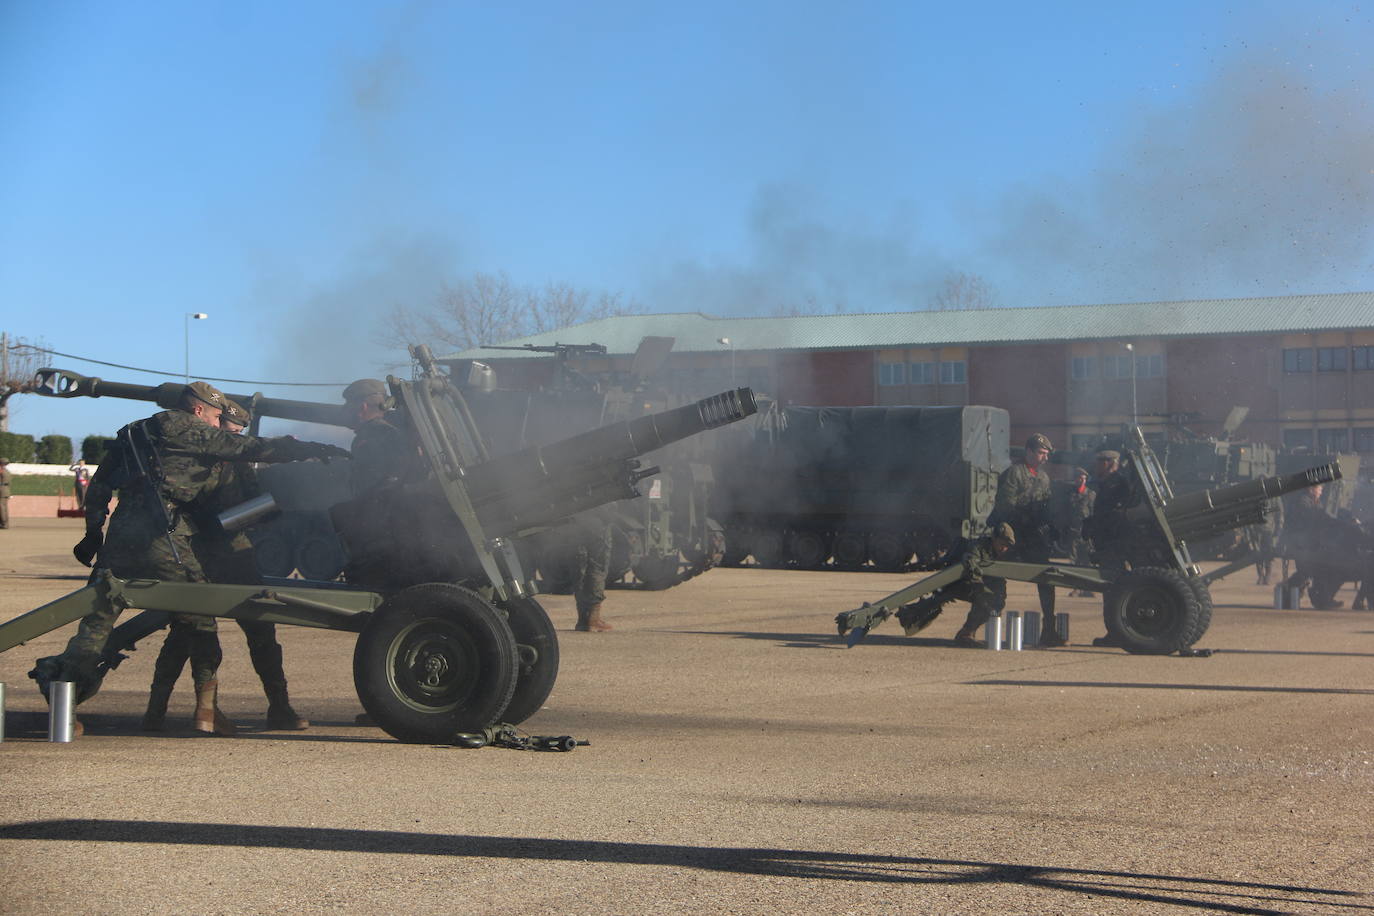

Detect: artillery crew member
[1057, 466, 1095, 596]
[342, 378, 413, 495]
[140, 397, 311, 733]
[896, 523, 1016, 648]
[39, 380, 350, 732]
[990, 433, 1062, 646]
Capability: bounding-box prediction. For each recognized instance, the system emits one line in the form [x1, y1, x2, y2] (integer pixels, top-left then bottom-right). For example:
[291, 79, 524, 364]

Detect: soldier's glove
[278, 439, 352, 463]
[73, 530, 103, 567]
[310, 443, 352, 464]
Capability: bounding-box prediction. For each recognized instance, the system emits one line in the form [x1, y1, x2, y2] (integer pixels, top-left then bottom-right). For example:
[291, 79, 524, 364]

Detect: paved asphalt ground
[1, 517, 1371, 914]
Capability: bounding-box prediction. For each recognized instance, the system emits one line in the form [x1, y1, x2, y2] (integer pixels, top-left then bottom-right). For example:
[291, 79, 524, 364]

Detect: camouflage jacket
[960, 535, 1002, 587]
[992, 462, 1052, 533]
[87, 409, 334, 542]
[0, 467, 10, 496]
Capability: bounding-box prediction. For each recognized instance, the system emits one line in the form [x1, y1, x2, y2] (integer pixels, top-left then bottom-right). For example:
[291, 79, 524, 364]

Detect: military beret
[185, 380, 226, 409]
[1072, 466, 1089, 478]
[992, 522, 1016, 545]
[221, 398, 251, 426]
[342, 378, 387, 403]
[0, 457, 9, 465]
[1095, 449, 1121, 461]
[1025, 433, 1053, 452]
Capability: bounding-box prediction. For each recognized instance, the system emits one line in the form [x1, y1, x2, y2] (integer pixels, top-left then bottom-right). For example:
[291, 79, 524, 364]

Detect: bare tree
[930, 271, 997, 311]
[1, 334, 48, 432]
[380, 271, 642, 356]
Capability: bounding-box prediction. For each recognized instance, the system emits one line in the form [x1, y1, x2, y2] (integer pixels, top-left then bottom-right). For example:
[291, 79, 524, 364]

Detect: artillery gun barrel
[33, 368, 350, 428]
[462, 388, 757, 535]
[1163, 461, 1342, 523]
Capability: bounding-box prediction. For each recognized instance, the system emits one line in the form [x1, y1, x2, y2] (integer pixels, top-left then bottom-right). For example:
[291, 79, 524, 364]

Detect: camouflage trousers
[58, 531, 221, 695]
[955, 578, 1009, 631]
[574, 524, 612, 615]
[152, 619, 287, 694]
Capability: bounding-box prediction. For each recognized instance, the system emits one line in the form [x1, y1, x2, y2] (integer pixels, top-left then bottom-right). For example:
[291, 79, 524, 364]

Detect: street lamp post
[185, 312, 208, 381]
[1124, 342, 1138, 428]
[717, 337, 735, 386]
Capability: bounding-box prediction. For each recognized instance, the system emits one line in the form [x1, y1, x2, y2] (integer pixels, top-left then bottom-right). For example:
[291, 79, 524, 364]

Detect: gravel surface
[1, 517, 1371, 914]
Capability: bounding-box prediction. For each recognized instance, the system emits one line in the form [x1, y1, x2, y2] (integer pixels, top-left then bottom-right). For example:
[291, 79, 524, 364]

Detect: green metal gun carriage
[0, 348, 756, 741]
[837, 428, 1341, 655]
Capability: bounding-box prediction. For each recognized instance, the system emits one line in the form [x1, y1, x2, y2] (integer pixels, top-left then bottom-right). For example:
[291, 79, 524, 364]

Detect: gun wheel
[1103, 567, 1205, 655]
[788, 530, 830, 570]
[499, 597, 560, 726]
[353, 584, 518, 743]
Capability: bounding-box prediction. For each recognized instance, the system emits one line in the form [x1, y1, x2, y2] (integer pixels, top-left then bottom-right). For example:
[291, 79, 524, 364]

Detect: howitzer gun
[836, 428, 1340, 655]
[4, 351, 757, 742]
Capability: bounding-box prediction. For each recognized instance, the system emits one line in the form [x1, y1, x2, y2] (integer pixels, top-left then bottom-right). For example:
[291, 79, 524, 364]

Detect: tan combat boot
[575, 603, 613, 632]
[192, 679, 237, 736]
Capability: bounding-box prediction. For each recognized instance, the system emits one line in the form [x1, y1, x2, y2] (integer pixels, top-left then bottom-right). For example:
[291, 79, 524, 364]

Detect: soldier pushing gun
[34, 380, 349, 734]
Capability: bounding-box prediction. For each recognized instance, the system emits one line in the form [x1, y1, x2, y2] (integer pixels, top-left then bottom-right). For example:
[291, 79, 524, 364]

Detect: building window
[1282, 428, 1314, 450]
[1354, 347, 1374, 371]
[939, 360, 967, 385]
[1354, 428, 1374, 451]
[1102, 353, 1163, 379]
[908, 361, 935, 385]
[1070, 434, 1099, 451]
[1070, 356, 1095, 380]
[877, 362, 905, 386]
[1318, 428, 1350, 452]
[746, 367, 771, 392]
[1317, 347, 1348, 372]
[1283, 348, 1313, 373]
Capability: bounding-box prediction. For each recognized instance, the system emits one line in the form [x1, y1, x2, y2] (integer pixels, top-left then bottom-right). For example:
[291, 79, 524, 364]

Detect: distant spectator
[69, 459, 91, 508]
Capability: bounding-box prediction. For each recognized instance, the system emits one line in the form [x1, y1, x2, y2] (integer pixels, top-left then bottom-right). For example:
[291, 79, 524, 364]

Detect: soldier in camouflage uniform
[46, 380, 349, 734]
[341, 378, 414, 495]
[571, 510, 613, 632]
[990, 433, 1063, 646]
[896, 523, 1016, 647]
[140, 397, 310, 733]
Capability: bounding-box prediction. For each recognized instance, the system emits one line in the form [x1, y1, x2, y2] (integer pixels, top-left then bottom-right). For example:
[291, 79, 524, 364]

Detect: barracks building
[459, 291, 1374, 462]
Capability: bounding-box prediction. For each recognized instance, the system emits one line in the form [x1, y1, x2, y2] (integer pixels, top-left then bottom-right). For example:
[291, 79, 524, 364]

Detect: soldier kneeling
[896, 523, 1016, 648]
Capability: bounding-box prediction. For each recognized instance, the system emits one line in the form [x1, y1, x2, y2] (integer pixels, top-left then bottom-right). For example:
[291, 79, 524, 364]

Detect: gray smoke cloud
[986, 44, 1374, 305]
[643, 37, 1374, 316]
[644, 184, 952, 315]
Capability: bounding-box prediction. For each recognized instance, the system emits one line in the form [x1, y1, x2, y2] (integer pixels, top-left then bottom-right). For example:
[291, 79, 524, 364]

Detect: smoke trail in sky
[985, 43, 1374, 306]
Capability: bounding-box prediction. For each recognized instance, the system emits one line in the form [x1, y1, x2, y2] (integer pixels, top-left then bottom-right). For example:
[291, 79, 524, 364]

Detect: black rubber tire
[1103, 567, 1204, 655]
[294, 534, 346, 581]
[1185, 575, 1214, 646]
[721, 528, 751, 567]
[831, 532, 867, 570]
[252, 531, 296, 579]
[353, 583, 519, 743]
[869, 533, 910, 572]
[633, 553, 683, 590]
[499, 597, 559, 726]
[752, 530, 787, 568]
[788, 531, 830, 570]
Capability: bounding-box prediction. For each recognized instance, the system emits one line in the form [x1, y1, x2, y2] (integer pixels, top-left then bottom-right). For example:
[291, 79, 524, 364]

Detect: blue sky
[4, 1, 1373, 443]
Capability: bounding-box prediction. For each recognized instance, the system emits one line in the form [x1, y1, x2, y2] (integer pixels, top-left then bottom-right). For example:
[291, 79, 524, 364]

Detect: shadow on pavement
[0, 819, 1364, 914]
[972, 679, 1374, 695]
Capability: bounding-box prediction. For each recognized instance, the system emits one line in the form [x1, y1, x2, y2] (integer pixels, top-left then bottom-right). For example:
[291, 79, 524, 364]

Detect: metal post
[1125, 342, 1138, 427]
[48, 681, 75, 742]
[185, 312, 208, 382]
[1006, 611, 1024, 650]
[984, 615, 1004, 650]
[1054, 612, 1071, 645]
